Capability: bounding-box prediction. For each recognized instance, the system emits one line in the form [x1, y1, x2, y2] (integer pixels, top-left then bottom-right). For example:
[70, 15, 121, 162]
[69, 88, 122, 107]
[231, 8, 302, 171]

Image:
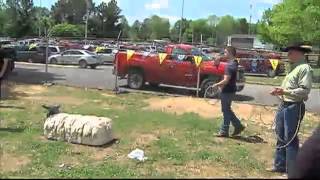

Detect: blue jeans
[274, 102, 305, 174]
[219, 93, 242, 134]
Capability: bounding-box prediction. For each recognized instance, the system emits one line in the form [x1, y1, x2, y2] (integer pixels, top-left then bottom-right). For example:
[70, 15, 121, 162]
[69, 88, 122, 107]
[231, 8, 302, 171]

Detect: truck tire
[200, 78, 219, 98]
[79, 60, 88, 69]
[128, 69, 145, 89]
[267, 69, 276, 78]
[50, 58, 58, 64]
[90, 65, 97, 69]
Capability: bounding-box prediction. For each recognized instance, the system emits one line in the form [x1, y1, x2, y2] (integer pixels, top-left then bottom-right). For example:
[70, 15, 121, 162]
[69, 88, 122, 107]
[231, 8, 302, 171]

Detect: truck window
[172, 48, 187, 61]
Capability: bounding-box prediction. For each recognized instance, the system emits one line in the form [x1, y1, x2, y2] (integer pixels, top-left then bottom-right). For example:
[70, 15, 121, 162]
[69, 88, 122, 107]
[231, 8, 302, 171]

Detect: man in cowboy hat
[268, 42, 313, 176]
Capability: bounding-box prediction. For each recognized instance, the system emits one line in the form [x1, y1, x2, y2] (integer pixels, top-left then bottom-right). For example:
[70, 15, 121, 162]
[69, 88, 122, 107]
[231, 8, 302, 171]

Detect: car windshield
[191, 48, 211, 61]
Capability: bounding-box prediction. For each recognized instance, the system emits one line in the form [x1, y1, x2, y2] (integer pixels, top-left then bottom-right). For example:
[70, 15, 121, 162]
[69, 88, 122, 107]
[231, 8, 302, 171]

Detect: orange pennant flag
[127, 50, 135, 61]
[158, 53, 167, 64]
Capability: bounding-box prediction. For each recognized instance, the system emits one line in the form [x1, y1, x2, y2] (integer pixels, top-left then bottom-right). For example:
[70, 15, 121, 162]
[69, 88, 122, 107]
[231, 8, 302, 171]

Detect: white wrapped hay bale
[44, 113, 113, 146]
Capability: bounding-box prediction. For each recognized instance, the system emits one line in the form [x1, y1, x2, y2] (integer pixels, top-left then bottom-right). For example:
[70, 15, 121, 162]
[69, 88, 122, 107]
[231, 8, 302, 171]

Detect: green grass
[0, 84, 318, 178]
[246, 68, 320, 88]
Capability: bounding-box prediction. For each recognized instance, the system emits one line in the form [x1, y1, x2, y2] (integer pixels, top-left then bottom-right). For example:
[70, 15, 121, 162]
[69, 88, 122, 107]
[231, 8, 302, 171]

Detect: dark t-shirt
[222, 60, 238, 93]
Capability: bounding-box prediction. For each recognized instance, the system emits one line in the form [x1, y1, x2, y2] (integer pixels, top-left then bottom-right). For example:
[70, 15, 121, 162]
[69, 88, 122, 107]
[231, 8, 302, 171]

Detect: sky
[35, 0, 281, 25]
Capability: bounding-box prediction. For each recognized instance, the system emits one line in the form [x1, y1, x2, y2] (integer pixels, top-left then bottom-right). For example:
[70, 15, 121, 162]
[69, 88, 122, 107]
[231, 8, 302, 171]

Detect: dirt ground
[145, 96, 318, 127]
[0, 153, 31, 173]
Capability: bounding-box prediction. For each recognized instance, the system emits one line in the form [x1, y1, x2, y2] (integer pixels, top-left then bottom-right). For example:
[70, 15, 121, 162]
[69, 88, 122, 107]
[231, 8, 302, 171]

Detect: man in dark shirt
[213, 46, 245, 137]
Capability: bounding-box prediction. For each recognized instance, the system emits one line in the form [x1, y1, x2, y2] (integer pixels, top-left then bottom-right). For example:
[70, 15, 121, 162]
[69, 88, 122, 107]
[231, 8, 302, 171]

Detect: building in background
[227, 34, 274, 50]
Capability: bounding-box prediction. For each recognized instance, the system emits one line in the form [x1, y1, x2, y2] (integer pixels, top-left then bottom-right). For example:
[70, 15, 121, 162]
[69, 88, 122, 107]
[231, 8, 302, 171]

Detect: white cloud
[144, 0, 169, 10]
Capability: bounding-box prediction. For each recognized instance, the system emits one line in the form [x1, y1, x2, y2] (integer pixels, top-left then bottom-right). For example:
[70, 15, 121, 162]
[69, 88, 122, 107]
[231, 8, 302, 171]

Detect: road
[8, 62, 320, 113]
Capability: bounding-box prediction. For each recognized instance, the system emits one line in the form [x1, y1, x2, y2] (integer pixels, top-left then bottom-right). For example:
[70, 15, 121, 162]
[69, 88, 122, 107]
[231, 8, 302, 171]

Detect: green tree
[96, 0, 122, 38]
[189, 19, 211, 43]
[51, 0, 94, 25]
[119, 16, 130, 38]
[216, 15, 237, 45]
[258, 0, 320, 46]
[5, 0, 36, 38]
[237, 18, 249, 34]
[170, 18, 190, 42]
[129, 20, 141, 40]
[51, 23, 84, 37]
[149, 15, 170, 40]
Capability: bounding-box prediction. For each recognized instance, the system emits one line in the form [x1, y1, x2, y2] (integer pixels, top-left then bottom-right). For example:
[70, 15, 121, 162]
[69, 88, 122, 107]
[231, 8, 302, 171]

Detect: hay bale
[44, 113, 113, 146]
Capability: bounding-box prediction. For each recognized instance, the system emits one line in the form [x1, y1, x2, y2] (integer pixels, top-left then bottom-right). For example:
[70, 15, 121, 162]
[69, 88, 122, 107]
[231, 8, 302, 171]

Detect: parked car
[15, 45, 64, 63]
[96, 48, 118, 64]
[48, 49, 103, 69]
[114, 44, 245, 97]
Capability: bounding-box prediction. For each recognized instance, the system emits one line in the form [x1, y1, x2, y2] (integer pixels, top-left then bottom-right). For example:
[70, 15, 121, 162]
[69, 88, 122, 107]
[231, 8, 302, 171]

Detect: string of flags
[125, 50, 203, 67]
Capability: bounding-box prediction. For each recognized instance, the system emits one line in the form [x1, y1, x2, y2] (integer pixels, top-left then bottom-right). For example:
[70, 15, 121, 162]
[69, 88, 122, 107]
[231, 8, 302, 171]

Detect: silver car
[49, 49, 102, 69]
[97, 48, 118, 64]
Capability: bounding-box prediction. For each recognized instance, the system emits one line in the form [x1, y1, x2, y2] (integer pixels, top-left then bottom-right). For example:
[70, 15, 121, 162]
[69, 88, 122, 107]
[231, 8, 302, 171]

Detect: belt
[282, 101, 304, 106]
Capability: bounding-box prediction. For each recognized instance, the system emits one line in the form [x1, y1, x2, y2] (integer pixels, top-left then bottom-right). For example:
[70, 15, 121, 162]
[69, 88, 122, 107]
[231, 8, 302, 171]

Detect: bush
[51, 23, 84, 37]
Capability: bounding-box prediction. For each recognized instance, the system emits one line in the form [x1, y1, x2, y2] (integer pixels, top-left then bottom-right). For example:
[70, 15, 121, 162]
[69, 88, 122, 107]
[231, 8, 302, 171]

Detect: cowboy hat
[282, 42, 312, 53]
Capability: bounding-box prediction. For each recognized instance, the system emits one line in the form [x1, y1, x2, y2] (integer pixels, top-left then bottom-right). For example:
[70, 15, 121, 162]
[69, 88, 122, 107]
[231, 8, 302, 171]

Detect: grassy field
[0, 83, 318, 178]
[246, 68, 320, 88]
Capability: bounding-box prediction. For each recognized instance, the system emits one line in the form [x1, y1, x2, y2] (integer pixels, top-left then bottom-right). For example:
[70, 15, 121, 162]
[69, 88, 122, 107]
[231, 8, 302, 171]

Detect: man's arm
[215, 75, 231, 87]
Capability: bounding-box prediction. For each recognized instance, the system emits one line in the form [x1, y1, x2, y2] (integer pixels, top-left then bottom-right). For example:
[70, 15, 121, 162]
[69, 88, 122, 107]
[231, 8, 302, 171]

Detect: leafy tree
[149, 15, 170, 40]
[129, 20, 141, 40]
[95, 0, 122, 38]
[119, 16, 130, 38]
[258, 0, 320, 46]
[51, 23, 84, 37]
[51, 0, 94, 25]
[216, 15, 237, 45]
[170, 18, 190, 42]
[5, 0, 36, 38]
[237, 18, 249, 34]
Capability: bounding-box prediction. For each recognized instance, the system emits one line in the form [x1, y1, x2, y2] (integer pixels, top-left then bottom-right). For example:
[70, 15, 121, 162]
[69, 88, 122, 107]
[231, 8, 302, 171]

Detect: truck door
[161, 48, 197, 87]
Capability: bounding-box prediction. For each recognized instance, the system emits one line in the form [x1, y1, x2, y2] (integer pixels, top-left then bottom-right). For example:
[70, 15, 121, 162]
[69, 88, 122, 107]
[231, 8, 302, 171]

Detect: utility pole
[38, 0, 42, 38]
[178, 0, 185, 44]
[84, 0, 91, 45]
[249, 3, 253, 35]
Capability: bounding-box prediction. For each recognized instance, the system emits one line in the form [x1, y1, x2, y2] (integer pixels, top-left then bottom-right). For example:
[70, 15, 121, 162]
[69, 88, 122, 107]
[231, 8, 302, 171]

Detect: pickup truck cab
[114, 44, 245, 97]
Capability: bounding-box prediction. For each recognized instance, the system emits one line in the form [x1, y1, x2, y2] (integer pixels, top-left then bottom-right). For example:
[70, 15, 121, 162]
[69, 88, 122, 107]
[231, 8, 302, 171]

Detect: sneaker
[216, 132, 229, 138]
[232, 125, 246, 137]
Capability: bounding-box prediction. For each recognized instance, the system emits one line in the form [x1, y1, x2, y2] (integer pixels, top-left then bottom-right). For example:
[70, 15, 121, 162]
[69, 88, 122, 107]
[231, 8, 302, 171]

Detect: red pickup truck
[114, 44, 245, 97]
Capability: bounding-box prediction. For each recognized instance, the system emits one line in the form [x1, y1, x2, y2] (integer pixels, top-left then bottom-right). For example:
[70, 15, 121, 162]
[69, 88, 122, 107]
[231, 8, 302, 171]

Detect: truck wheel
[200, 78, 219, 98]
[267, 69, 276, 78]
[79, 60, 88, 69]
[128, 69, 145, 89]
[50, 58, 58, 64]
[90, 65, 97, 69]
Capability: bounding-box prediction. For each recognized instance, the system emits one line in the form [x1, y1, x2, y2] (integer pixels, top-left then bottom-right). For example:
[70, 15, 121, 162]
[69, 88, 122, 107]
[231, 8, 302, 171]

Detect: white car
[48, 49, 103, 69]
[97, 48, 118, 64]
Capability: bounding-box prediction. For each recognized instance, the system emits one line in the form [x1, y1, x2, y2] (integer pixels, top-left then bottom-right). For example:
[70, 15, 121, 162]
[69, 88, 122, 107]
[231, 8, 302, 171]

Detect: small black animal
[42, 105, 61, 118]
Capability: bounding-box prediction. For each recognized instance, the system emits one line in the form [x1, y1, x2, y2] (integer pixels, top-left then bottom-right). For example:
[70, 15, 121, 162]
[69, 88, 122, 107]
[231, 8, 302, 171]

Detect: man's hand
[270, 87, 284, 96]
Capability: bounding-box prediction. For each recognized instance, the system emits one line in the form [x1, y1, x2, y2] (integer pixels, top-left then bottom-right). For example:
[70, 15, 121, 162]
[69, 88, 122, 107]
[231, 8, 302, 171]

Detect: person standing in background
[213, 46, 246, 137]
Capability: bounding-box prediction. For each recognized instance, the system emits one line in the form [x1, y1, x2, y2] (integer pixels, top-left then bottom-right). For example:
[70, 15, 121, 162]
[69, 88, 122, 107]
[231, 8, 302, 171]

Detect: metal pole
[249, 4, 252, 35]
[45, 36, 49, 73]
[178, 0, 185, 43]
[196, 34, 203, 97]
[114, 30, 122, 93]
[85, 13, 88, 45]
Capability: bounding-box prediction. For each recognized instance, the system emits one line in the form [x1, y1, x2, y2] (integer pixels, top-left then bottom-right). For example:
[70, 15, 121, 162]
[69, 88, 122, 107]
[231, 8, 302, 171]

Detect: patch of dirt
[69, 144, 117, 162]
[0, 153, 31, 172]
[183, 161, 227, 177]
[133, 134, 159, 148]
[24, 96, 86, 106]
[101, 93, 116, 98]
[13, 85, 47, 96]
[145, 97, 278, 125]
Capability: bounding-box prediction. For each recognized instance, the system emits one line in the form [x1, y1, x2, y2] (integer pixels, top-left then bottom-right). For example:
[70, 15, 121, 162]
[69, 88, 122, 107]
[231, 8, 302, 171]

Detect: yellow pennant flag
[269, 59, 279, 70]
[127, 50, 135, 61]
[236, 58, 241, 63]
[194, 56, 203, 67]
[158, 53, 167, 64]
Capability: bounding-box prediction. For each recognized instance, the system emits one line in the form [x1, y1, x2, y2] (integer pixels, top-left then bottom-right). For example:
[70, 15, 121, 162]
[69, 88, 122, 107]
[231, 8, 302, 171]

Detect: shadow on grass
[230, 135, 267, 144]
[0, 127, 25, 133]
[0, 105, 25, 110]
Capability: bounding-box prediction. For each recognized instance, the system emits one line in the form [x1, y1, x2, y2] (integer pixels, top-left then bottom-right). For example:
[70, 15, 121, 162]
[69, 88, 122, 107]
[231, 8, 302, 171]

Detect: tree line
[0, 0, 256, 46]
[1, 0, 318, 47]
